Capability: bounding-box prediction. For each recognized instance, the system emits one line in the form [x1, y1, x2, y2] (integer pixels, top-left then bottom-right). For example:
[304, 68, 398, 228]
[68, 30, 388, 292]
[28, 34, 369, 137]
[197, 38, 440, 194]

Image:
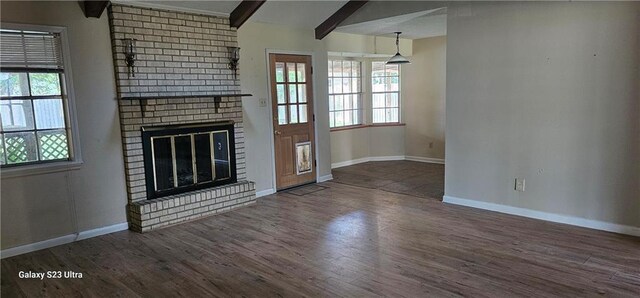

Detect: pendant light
[386, 32, 410, 65]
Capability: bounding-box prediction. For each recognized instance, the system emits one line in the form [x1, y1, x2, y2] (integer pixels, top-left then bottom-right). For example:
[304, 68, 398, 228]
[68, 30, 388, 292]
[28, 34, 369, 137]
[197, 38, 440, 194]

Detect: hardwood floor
[2, 181, 639, 297]
[332, 160, 445, 199]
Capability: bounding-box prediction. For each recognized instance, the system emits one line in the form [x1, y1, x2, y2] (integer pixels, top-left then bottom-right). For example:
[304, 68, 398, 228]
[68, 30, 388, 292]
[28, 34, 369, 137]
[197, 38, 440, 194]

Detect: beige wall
[404, 36, 446, 160]
[1, 1, 128, 249]
[238, 22, 331, 193]
[445, 2, 640, 227]
[331, 126, 406, 165]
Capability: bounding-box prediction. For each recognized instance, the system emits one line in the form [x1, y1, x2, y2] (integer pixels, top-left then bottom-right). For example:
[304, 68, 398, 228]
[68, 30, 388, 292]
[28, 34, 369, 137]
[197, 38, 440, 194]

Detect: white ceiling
[123, 0, 349, 29]
[335, 8, 447, 40]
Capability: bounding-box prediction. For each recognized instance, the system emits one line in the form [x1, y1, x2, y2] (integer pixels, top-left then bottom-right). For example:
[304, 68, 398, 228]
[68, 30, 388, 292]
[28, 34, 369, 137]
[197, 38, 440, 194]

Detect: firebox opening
[141, 121, 237, 200]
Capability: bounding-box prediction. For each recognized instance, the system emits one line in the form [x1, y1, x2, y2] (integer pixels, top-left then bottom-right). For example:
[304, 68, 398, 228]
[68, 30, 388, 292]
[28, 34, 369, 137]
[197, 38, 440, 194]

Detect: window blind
[0, 29, 64, 70]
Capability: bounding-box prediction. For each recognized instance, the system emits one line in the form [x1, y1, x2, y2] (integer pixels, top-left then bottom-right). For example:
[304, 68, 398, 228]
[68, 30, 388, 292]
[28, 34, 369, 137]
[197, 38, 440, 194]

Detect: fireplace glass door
[143, 122, 236, 199]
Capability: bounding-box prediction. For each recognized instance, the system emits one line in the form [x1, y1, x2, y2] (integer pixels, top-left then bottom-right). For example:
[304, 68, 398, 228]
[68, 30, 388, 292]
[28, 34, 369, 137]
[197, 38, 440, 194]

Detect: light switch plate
[515, 178, 525, 192]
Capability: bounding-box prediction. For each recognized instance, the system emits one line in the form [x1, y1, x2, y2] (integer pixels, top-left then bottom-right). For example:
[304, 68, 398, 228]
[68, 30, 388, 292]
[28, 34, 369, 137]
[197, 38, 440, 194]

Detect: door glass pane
[0, 73, 29, 96]
[29, 73, 61, 96]
[344, 95, 352, 109]
[328, 95, 334, 110]
[194, 133, 212, 183]
[327, 61, 332, 77]
[297, 84, 306, 103]
[385, 64, 399, 76]
[352, 78, 359, 93]
[0, 100, 35, 131]
[4, 131, 37, 164]
[352, 110, 359, 125]
[353, 62, 361, 77]
[174, 136, 194, 187]
[213, 131, 230, 179]
[299, 104, 307, 123]
[34, 98, 65, 129]
[344, 77, 351, 94]
[289, 105, 298, 123]
[278, 105, 287, 125]
[372, 77, 384, 92]
[297, 63, 305, 82]
[352, 94, 359, 109]
[288, 84, 297, 103]
[37, 129, 68, 160]
[152, 137, 174, 191]
[275, 62, 285, 83]
[287, 63, 297, 82]
[276, 84, 286, 104]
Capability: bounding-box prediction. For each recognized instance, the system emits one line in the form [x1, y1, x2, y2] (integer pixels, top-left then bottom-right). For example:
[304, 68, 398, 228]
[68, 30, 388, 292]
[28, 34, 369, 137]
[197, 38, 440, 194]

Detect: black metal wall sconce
[123, 38, 137, 78]
[228, 47, 240, 78]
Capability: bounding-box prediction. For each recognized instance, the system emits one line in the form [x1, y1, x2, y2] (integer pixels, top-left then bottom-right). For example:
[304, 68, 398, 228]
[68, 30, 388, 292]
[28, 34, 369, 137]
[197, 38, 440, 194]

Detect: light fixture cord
[396, 32, 400, 52]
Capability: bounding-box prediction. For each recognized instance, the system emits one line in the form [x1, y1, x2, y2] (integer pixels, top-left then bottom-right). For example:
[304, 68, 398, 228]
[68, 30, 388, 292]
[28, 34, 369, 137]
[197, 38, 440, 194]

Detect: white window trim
[0, 22, 83, 179]
[328, 58, 365, 128]
[370, 59, 402, 124]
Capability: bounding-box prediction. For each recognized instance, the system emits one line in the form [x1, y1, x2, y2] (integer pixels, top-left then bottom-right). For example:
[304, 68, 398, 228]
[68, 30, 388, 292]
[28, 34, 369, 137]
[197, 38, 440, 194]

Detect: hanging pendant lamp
[386, 32, 410, 65]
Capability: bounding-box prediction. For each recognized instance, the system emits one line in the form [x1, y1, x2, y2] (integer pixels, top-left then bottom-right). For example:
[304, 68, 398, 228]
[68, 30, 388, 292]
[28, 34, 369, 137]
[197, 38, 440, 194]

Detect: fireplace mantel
[121, 94, 253, 114]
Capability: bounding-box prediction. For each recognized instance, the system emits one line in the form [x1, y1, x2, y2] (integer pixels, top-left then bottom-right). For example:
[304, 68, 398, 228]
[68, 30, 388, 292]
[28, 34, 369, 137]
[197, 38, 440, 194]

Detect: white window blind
[0, 29, 64, 70]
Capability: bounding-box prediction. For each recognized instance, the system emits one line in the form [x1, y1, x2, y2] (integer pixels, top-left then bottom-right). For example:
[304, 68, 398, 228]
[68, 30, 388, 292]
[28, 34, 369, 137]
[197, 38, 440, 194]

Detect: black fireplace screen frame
[141, 121, 237, 200]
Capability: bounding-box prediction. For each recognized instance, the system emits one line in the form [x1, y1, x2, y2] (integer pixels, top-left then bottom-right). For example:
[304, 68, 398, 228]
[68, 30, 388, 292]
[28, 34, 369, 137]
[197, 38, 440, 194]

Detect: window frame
[0, 23, 82, 178]
[328, 59, 364, 129]
[370, 60, 401, 124]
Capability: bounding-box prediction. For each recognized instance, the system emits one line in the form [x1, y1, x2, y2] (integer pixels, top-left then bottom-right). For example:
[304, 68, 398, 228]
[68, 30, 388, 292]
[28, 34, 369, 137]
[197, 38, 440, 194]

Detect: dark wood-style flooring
[2, 163, 639, 296]
[332, 160, 445, 199]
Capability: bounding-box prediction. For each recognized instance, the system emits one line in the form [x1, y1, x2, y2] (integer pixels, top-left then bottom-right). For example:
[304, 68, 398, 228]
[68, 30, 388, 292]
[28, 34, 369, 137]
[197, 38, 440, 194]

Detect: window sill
[1, 160, 83, 179]
[330, 123, 406, 132]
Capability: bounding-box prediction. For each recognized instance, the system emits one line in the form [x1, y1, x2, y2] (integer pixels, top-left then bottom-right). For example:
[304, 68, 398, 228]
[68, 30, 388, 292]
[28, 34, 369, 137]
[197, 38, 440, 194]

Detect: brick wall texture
[108, 4, 255, 231]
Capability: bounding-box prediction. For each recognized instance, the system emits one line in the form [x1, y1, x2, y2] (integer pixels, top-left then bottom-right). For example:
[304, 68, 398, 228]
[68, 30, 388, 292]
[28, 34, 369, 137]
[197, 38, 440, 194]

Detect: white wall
[1, 1, 128, 249]
[404, 36, 446, 160]
[445, 2, 640, 227]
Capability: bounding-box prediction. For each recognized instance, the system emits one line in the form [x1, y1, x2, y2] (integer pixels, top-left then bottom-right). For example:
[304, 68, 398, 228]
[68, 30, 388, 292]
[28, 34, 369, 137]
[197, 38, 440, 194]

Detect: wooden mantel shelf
[120, 93, 252, 101]
[120, 93, 252, 114]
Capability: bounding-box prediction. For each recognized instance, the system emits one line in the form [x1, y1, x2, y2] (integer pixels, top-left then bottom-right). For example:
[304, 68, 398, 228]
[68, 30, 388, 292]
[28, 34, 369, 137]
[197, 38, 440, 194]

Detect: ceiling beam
[230, 0, 266, 29]
[315, 1, 368, 40]
[81, 1, 110, 18]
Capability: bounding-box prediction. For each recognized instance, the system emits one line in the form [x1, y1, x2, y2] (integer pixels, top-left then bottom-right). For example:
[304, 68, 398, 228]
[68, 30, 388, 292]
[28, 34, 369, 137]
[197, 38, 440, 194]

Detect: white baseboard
[318, 174, 333, 182]
[405, 156, 445, 164]
[331, 157, 371, 169]
[256, 188, 275, 198]
[332, 155, 444, 169]
[443, 196, 640, 237]
[1, 222, 129, 259]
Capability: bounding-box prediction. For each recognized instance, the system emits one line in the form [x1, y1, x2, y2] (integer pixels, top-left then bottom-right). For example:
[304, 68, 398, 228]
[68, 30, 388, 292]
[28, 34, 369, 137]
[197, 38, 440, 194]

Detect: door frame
[265, 49, 320, 192]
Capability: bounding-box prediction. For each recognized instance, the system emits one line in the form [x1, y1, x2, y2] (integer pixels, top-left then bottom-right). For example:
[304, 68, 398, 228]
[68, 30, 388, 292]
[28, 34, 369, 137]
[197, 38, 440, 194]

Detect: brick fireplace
[108, 4, 255, 232]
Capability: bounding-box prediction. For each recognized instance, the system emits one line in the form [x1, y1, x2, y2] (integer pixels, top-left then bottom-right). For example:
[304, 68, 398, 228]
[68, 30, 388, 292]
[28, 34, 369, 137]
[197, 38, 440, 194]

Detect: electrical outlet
[258, 98, 267, 107]
[515, 178, 525, 192]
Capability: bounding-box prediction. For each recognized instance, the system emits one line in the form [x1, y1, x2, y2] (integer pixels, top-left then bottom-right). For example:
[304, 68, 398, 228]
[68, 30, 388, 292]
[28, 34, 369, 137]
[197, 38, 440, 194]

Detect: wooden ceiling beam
[315, 1, 368, 40]
[230, 0, 266, 29]
[81, 1, 110, 18]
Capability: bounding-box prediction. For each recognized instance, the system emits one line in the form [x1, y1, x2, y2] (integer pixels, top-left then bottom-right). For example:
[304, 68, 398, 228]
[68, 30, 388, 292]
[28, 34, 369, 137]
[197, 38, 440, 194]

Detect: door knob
[274, 130, 282, 135]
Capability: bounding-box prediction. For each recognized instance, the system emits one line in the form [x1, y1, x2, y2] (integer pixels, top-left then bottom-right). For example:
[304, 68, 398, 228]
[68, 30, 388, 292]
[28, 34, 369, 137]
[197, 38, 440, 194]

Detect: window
[328, 60, 362, 128]
[275, 61, 309, 125]
[371, 61, 400, 123]
[0, 26, 77, 168]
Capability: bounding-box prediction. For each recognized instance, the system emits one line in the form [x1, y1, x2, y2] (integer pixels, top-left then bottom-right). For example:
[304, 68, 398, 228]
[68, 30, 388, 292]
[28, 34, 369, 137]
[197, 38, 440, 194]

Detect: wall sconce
[228, 47, 240, 78]
[123, 38, 137, 78]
